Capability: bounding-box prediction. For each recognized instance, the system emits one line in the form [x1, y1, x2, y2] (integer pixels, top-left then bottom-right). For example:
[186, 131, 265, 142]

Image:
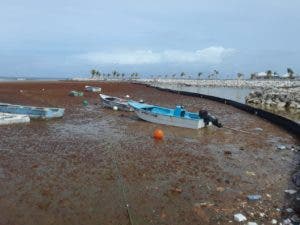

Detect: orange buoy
[153, 129, 164, 140]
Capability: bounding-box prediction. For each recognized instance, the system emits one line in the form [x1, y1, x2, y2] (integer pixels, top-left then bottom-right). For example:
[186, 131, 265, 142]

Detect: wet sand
[0, 81, 299, 225]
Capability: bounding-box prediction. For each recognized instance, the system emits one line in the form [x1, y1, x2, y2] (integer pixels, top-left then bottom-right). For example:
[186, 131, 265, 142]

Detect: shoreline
[139, 78, 300, 88]
[2, 78, 299, 89]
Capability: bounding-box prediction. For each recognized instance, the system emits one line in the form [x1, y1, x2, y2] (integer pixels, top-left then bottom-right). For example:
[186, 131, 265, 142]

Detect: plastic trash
[286, 208, 294, 213]
[283, 218, 291, 225]
[234, 213, 247, 222]
[247, 222, 258, 225]
[277, 145, 286, 150]
[69, 90, 84, 97]
[271, 219, 277, 224]
[284, 189, 297, 195]
[247, 195, 262, 201]
[82, 100, 88, 106]
[292, 171, 300, 187]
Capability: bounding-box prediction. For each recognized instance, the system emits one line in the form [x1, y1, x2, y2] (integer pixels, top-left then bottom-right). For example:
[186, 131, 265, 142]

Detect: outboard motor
[199, 110, 222, 128]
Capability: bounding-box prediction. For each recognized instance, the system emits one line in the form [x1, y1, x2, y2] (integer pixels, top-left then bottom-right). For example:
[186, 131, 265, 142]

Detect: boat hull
[85, 86, 101, 92]
[0, 113, 30, 125]
[100, 94, 133, 111]
[135, 109, 205, 129]
[0, 103, 65, 119]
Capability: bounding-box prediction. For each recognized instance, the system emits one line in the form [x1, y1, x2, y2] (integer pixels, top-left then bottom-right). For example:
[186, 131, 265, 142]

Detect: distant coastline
[0, 77, 69, 82]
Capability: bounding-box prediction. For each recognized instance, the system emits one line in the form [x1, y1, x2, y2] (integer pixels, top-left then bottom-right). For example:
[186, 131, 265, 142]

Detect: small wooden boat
[99, 94, 133, 111]
[0, 113, 30, 125]
[0, 103, 65, 119]
[85, 85, 101, 92]
[128, 101, 222, 129]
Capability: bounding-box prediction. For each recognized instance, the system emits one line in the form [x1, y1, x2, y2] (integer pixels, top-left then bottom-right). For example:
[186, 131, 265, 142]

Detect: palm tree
[250, 73, 256, 80]
[121, 73, 125, 80]
[90, 69, 97, 79]
[266, 70, 273, 79]
[198, 72, 202, 80]
[213, 70, 219, 79]
[287, 68, 295, 79]
[180, 72, 185, 79]
[237, 73, 244, 79]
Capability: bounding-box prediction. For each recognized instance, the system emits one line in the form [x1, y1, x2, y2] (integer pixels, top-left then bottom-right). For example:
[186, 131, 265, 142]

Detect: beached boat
[0, 103, 65, 119]
[0, 113, 30, 125]
[128, 101, 222, 129]
[85, 85, 101, 92]
[100, 94, 133, 111]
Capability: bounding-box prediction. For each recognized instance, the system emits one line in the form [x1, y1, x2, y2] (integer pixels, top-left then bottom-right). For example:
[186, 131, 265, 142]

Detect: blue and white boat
[128, 101, 207, 129]
[0, 103, 65, 119]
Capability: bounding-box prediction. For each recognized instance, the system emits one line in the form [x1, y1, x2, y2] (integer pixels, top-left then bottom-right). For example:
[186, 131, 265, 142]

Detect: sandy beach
[0, 81, 299, 225]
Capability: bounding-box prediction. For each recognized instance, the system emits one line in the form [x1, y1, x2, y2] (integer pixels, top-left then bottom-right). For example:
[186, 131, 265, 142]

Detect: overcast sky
[0, 0, 299, 78]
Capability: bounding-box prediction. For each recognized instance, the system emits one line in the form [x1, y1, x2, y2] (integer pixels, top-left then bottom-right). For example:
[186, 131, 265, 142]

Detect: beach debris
[271, 219, 277, 224]
[216, 187, 225, 192]
[253, 127, 263, 131]
[153, 129, 164, 140]
[259, 212, 265, 218]
[247, 222, 258, 225]
[286, 208, 294, 213]
[284, 189, 297, 195]
[139, 99, 144, 103]
[69, 90, 83, 97]
[196, 202, 214, 207]
[82, 100, 88, 106]
[113, 106, 118, 111]
[224, 150, 232, 155]
[277, 145, 286, 150]
[170, 187, 182, 194]
[246, 171, 256, 176]
[247, 194, 262, 201]
[19, 89, 23, 93]
[291, 214, 300, 223]
[234, 213, 247, 222]
[283, 218, 292, 225]
[193, 203, 209, 222]
[125, 95, 130, 98]
[292, 171, 300, 187]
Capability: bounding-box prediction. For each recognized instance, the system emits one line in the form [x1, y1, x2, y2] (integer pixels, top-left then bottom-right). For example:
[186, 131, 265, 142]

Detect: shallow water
[154, 83, 300, 122]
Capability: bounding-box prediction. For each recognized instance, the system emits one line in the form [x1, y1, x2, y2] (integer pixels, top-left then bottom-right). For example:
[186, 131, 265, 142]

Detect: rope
[110, 144, 134, 225]
[222, 125, 258, 136]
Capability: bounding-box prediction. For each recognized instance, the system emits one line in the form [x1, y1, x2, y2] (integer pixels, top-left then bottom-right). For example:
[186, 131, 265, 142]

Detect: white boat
[85, 85, 101, 92]
[0, 113, 30, 125]
[0, 103, 65, 119]
[99, 94, 133, 111]
[128, 101, 222, 129]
